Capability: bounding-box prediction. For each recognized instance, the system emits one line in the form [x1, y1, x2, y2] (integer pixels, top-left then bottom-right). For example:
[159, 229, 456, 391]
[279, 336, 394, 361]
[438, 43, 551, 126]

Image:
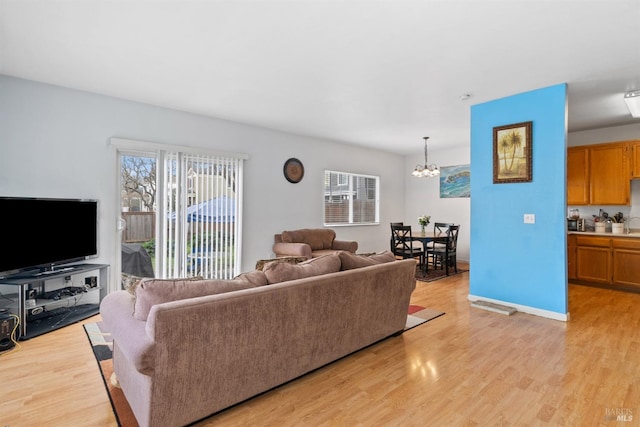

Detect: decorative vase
[421, 224, 426, 233]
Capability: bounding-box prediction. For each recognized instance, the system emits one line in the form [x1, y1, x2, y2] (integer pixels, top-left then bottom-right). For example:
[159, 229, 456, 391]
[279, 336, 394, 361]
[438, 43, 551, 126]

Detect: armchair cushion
[272, 241, 313, 259]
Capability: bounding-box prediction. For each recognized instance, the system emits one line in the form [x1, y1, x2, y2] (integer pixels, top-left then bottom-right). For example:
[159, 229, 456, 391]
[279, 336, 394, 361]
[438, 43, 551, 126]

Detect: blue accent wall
[470, 84, 568, 315]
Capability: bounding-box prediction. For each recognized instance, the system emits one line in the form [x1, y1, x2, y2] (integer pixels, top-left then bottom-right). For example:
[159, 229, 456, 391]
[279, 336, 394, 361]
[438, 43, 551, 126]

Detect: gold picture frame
[493, 121, 532, 183]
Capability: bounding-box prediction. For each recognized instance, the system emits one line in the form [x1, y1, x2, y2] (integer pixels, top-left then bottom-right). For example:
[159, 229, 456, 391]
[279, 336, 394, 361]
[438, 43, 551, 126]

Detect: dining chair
[424, 222, 455, 261]
[427, 225, 459, 275]
[390, 225, 426, 273]
[389, 222, 421, 251]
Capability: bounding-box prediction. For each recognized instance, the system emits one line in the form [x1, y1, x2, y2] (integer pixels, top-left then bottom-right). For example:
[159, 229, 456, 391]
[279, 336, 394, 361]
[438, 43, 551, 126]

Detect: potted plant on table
[418, 215, 431, 233]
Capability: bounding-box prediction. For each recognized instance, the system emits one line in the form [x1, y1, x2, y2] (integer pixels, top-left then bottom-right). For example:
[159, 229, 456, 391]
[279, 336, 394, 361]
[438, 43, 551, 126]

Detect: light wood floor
[2, 267, 639, 426]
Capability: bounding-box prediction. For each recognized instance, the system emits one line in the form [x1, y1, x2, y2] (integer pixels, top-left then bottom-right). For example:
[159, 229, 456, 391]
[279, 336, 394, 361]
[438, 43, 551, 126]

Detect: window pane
[324, 170, 379, 225]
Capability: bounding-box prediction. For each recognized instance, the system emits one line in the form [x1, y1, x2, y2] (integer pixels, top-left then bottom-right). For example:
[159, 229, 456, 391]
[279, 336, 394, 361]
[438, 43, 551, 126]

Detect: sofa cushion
[263, 253, 341, 284]
[281, 228, 336, 250]
[338, 250, 397, 270]
[133, 271, 268, 321]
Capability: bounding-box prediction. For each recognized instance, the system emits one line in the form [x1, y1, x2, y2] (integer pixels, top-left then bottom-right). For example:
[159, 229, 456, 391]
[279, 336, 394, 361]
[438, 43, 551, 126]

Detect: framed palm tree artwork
[493, 121, 532, 183]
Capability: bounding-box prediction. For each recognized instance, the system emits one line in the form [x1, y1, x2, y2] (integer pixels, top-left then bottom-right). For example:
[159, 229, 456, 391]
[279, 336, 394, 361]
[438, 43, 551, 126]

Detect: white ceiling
[1, 0, 639, 155]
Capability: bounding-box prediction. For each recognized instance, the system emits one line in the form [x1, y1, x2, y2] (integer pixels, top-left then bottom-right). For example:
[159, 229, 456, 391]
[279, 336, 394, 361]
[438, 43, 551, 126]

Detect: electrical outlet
[524, 213, 535, 224]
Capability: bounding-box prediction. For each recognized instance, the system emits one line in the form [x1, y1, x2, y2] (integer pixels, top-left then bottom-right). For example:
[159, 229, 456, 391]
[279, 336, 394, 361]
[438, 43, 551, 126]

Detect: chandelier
[412, 136, 440, 177]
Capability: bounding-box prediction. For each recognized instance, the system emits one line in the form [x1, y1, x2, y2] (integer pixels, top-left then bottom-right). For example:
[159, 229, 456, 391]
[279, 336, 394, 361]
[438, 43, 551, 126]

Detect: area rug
[84, 322, 138, 427]
[415, 265, 468, 282]
[84, 305, 444, 426]
[405, 305, 445, 331]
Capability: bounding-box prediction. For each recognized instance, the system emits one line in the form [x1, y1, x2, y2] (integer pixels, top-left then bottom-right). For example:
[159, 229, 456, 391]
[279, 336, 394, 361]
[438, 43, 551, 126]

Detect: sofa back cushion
[133, 270, 268, 321]
[338, 250, 397, 270]
[263, 253, 341, 284]
[281, 228, 336, 250]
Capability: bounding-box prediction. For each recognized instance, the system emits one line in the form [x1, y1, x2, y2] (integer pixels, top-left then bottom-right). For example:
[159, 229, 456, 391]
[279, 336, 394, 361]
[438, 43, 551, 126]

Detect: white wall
[404, 144, 471, 262]
[0, 75, 406, 288]
[568, 122, 640, 146]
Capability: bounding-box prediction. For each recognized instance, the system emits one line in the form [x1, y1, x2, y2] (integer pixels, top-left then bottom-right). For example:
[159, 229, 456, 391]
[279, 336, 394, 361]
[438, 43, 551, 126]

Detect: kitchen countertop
[568, 230, 640, 238]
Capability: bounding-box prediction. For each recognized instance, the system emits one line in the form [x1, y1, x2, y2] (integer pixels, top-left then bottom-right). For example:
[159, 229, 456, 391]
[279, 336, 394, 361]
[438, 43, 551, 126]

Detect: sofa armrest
[332, 239, 358, 253]
[272, 242, 313, 259]
[100, 290, 156, 375]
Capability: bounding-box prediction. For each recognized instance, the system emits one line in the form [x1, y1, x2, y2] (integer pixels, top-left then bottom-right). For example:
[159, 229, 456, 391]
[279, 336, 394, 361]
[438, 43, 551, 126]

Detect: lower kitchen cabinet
[572, 235, 640, 291]
[612, 239, 640, 289]
[567, 234, 576, 280]
[575, 236, 611, 284]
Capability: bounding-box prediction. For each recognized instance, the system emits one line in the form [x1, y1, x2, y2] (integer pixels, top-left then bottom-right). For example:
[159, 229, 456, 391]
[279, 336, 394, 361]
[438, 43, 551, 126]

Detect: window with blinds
[159, 152, 243, 280]
[324, 170, 379, 225]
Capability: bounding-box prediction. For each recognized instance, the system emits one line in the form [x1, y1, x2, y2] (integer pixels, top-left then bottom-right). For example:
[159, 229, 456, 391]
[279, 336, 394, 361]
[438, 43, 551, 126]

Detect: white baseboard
[467, 294, 569, 322]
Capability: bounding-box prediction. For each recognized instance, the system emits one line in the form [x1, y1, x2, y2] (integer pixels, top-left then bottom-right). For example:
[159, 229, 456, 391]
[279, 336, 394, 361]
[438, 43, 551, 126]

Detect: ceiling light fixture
[412, 136, 440, 178]
[624, 90, 640, 118]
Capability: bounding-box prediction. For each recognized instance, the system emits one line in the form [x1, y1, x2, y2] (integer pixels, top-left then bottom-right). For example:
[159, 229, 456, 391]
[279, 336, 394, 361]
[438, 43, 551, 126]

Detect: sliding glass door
[116, 140, 244, 281]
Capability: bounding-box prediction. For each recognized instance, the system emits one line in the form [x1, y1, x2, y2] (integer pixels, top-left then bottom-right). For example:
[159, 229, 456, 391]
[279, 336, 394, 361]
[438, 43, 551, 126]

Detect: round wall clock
[283, 158, 304, 183]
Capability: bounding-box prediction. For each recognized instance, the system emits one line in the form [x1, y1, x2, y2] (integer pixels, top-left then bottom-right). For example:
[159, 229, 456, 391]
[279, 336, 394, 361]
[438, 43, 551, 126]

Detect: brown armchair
[273, 228, 358, 259]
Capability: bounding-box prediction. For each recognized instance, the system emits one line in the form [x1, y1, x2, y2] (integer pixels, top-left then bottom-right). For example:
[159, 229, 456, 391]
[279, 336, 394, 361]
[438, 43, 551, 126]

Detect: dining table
[410, 230, 449, 273]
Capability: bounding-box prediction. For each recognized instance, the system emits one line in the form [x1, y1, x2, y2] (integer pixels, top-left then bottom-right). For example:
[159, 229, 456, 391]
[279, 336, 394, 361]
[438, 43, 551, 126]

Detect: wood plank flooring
[2, 267, 639, 426]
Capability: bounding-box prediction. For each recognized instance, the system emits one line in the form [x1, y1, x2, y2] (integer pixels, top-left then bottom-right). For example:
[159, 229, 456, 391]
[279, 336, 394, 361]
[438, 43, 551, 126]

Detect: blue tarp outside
[170, 196, 236, 223]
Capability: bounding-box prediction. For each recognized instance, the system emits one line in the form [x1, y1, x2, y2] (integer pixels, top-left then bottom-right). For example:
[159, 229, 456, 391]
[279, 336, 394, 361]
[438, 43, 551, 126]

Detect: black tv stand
[0, 263, 109, 340]
[34, 266, 77, 277]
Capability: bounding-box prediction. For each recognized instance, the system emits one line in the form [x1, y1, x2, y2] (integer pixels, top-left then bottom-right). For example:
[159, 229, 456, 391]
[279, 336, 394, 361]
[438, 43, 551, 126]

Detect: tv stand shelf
[0, 263, 109, 340]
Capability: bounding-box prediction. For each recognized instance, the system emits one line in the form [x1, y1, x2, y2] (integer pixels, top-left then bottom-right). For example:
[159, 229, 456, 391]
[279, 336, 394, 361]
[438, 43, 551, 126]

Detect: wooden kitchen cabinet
[575, 236, 611, 284]
[589, 142, 630, 205]
[567, 234, 576, 280]
[571, 235, 640, 292]
[567, 147, 589, 205]
[567, 142, 631, 205]
[632, 140, 640, 178]
[612, 238, 640, 289]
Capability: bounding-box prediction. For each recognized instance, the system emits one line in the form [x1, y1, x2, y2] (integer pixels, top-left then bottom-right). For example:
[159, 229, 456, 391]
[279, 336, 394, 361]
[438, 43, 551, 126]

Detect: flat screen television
[0, 197, 98, 278]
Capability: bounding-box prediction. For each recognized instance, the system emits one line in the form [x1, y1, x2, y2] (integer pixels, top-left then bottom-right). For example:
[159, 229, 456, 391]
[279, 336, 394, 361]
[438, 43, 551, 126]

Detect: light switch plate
[524, 213, 535, 224]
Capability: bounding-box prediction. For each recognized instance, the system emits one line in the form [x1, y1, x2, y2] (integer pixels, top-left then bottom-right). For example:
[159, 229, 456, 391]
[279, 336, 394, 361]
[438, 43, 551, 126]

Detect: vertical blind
[158, 151, 243, 280]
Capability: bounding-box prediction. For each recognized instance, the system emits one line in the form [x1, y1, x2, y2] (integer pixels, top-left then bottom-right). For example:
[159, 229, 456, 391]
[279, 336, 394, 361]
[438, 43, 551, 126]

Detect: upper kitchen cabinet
[567, 142, 631, 206]
[632, 140, 640, 178]
[567, 146, 589, 205]
[589, 142, 630, 205]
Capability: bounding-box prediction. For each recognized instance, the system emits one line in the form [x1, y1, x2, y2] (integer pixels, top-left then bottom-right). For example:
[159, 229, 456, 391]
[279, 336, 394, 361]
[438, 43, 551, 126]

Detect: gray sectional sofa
[100, 252, 416, 427]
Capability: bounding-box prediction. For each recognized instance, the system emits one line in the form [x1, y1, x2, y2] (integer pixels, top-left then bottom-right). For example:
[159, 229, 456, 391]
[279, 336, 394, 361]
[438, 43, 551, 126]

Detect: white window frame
[323, 170, 380, 226]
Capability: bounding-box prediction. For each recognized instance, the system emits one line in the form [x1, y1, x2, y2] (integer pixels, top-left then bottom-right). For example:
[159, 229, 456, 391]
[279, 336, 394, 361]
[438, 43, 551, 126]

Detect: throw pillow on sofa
[338, 250, 396, 270]
[122, 272, 145, 295]
[254, 256, 308, 271]
[263, 253, 341, 284]
[133, 270, 268, 321]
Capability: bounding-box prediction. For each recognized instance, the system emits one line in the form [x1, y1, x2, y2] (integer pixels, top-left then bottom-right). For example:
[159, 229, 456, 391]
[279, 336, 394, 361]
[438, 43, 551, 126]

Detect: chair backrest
[390, 225, 414, 253]
[446, 225, 460, 252]
[389, 222, 404, 251]
[389, 222, 404, 252]
[434, 222, 454, 235]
